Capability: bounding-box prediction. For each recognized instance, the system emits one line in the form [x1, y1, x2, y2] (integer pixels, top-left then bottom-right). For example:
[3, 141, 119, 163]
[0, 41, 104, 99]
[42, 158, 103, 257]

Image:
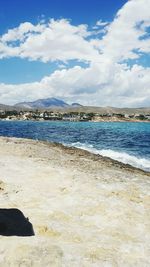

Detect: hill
[0, 99, 150, 114]
[14, 98, 70, 109]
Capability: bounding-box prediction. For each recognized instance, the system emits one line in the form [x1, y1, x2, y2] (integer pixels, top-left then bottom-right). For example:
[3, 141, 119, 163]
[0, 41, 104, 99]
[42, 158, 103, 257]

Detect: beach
[0, 136, 150, 266]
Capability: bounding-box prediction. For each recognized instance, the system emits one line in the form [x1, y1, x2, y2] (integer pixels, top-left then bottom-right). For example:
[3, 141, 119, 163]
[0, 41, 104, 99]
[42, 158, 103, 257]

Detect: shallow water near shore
[0, 120, 150, 171]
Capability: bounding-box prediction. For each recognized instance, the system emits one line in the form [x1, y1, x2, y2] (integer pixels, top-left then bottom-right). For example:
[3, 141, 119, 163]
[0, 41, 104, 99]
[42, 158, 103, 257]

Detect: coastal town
[0, 109, 150, 122]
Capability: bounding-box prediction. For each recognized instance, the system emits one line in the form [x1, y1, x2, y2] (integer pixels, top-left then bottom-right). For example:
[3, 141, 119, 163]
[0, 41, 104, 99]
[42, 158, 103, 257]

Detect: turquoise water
[0, 120, 150, 171]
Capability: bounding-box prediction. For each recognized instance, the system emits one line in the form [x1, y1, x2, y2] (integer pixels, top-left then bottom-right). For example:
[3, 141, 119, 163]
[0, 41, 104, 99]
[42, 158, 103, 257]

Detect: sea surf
[0, 120, 149, 171]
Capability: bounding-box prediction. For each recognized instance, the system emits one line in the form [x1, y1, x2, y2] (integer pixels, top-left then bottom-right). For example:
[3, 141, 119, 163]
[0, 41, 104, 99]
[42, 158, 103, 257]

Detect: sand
[0, 136, 150, 267]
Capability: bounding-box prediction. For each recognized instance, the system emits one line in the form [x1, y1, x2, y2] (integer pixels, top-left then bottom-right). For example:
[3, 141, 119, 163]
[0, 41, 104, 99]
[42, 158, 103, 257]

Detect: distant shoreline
[0, 105, 150, 122]
[0, 118, 150, 123]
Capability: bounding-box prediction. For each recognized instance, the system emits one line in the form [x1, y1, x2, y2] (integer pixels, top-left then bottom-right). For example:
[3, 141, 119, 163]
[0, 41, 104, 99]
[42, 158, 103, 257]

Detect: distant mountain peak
[14, 98, 70, 109]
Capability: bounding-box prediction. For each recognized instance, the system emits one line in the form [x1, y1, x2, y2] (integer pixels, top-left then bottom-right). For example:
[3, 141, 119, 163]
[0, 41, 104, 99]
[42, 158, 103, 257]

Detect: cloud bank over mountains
[0, 0, 150, 107]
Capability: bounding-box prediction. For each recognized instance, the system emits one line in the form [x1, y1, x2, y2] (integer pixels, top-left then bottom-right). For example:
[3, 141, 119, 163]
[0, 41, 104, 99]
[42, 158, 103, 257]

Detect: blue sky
[0, 0, 127, 31]
[0, 0, 150, 107]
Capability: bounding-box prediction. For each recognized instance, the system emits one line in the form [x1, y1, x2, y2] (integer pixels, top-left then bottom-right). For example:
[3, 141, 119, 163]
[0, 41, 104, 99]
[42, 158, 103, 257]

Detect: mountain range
[0, 98, 150, 115]
[14, 98, 82, 109]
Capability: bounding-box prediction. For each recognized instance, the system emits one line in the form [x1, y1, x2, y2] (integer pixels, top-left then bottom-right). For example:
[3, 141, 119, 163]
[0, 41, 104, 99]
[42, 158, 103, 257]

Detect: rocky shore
[0, 137, 150, 266]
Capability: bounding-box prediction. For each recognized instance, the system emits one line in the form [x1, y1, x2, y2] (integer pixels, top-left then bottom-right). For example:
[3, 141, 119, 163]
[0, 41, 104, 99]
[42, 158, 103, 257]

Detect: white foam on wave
[67, 142, 150, 172]
[99, 149, 150, 171]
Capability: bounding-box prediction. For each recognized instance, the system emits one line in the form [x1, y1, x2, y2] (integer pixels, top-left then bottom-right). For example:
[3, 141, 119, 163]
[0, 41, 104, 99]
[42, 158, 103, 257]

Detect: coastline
[0, 117, 150, 122]
[0, 137, 150, 266]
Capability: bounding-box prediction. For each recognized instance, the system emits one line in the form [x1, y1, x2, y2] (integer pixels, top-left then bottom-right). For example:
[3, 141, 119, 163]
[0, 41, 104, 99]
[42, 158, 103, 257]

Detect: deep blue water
[0, 120, 150, 171]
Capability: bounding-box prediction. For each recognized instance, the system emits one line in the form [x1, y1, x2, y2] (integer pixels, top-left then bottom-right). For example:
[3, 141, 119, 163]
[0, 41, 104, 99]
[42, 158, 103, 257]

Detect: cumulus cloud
[0, 0, 150, 107]
[99, 0, 150, 61]
[1, 62, 150, 107]
[0, 19, 99, 62]
[1, 22, 45, 43]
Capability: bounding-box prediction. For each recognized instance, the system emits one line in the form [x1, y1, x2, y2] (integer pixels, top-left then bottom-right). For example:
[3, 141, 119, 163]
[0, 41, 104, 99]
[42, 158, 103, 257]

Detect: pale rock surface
[0, 137, 150, 266]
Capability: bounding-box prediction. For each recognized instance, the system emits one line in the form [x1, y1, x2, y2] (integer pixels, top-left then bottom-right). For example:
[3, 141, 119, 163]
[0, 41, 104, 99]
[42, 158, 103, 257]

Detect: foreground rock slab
[0, 137, 150, 267]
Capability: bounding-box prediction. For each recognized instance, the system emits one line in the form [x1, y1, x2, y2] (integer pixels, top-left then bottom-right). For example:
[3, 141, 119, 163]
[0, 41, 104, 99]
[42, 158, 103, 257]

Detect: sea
[0, 120, 150, 172]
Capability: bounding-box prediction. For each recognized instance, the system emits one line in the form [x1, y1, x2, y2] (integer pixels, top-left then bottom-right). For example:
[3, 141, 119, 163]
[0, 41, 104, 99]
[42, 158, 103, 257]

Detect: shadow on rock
[0, 208, 34, 236]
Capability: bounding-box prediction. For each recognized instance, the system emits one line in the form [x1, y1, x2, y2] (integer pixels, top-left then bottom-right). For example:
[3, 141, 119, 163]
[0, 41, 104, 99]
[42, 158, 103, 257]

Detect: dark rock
[0, 208, 34, 236]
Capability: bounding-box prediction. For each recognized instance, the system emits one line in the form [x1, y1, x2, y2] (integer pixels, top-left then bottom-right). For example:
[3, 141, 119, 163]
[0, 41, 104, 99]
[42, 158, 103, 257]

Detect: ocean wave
[67, 142, 150, 172]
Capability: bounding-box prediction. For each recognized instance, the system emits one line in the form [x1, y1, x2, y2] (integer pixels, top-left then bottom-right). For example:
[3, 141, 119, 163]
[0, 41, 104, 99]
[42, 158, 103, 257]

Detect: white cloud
[92, 20, 109, 30]
[96, 20, 109, 27]
[1, 62, 150, 107]
[0, 0, 150, 107]
[99, 0, 150, 62]
[0, 19, 99, 62]
[1, 22, 45, 43]
[1, 0, 150, 64]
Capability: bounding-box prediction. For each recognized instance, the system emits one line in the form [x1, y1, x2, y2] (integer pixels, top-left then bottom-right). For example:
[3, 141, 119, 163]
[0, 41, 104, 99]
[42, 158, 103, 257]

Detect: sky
[0, 0, 150, 107]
